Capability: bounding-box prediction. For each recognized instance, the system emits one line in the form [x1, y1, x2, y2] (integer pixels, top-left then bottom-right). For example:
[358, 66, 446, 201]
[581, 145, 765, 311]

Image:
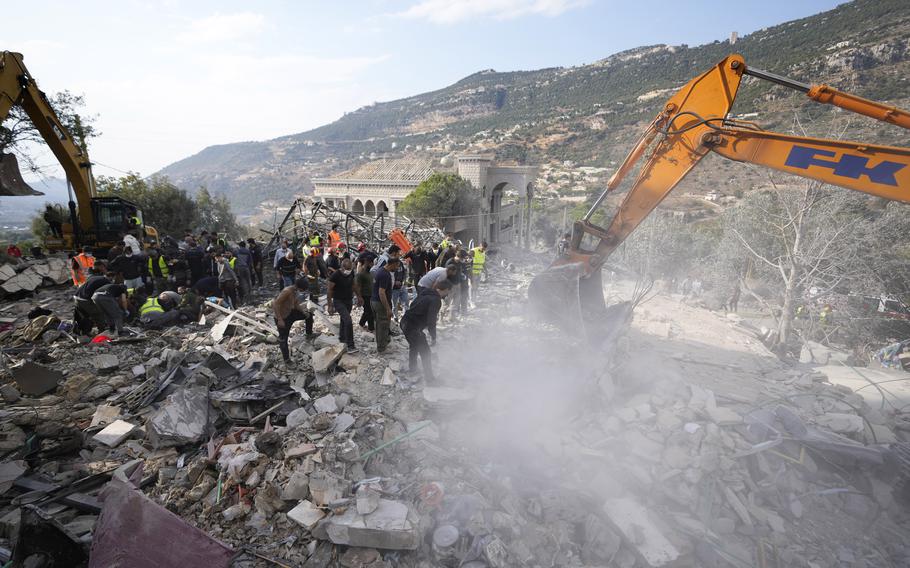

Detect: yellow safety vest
[440, 239, 449, 249]
[472, 248, 486, 274]
[229, 258, 236, 269]
[140, 297, 164, 316]
[130, 216, 141, 226]
[148, 256, 169, 277]
[309, 235, 321, 246]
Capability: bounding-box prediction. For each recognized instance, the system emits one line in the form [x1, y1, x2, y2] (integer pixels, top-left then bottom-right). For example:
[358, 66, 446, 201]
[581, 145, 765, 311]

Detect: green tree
[195, 187, 242, 237]
[0, 90, 99, 175]
[96, 174, 198, 237]
[397, 173, 478, 221]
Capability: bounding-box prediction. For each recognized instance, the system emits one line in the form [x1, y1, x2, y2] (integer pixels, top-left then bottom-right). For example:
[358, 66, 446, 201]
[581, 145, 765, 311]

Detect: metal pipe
[743, 67, 811, 93]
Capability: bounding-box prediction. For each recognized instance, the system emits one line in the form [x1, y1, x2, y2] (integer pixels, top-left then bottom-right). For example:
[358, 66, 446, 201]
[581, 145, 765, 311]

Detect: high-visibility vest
[471, 248, 486, 274]
[130, 216, 141, 226]
[328, 231, 342, 247]
[140, 297, 164, 316]
[148, 256, 169, 277]
[229, 258, 236, 269]
[71, 253, 95, 286]
[440, 239, 449, 249]
[309, 235, 321, 246]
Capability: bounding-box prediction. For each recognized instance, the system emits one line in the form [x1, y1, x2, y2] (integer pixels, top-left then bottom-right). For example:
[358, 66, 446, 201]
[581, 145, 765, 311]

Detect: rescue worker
[74, 263, 110, 335]
[470, 240, 487, 288]
[71, 246, 96, 286]
[328, 224, 343, 249]
[355, 254, 375, 332]
[371, 257, 400, 353]
[327, 257, 358, 353]
[401, 280, 452, 382]
[273, 240, 291, 287]
[177, 286, 204, 323]
[147, 248, 169, 294]
[138, 293, 180, 329]
[445, 250, 470, 319]
[273, 276, 315, 364]
[390, 252, 410, 321]
[91, 281, 129, 336]
[417, 264, 459, 294]
[43, 204, 64, 238]
[309, 230, 323, 256]
[276, 249, 300, 288]
[303, 248, 326, 304]
[247, 238, 264, 287]
[230, 244, 253, 304]
[6, 243, 22, 260]
[109, 246, 144, 291]
[215, 252, 239, 309]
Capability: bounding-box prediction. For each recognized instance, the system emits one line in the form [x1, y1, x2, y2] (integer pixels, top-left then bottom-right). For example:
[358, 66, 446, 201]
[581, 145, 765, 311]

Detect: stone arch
[376, 200, 389, 216]
[365, 200, 376, 216]
[352, 199, 364, 214]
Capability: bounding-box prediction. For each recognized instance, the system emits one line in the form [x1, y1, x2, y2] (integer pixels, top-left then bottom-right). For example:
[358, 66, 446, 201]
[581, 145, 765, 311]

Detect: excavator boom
[530, 54, 910, 340]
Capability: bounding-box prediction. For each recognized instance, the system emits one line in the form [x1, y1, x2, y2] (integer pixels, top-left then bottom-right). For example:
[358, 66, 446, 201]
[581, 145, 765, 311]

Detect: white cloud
[395, 0, 588, 24]
[178, 12, 266, 43]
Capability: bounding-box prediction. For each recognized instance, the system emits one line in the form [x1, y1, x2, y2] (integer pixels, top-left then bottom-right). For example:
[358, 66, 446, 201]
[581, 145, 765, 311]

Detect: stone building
[313, 155, 537, 245]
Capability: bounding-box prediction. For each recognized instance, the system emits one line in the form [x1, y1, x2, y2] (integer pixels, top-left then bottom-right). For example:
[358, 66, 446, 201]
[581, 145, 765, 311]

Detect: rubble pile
[0, 246, 907, 567]
[0, 257, 70, 296]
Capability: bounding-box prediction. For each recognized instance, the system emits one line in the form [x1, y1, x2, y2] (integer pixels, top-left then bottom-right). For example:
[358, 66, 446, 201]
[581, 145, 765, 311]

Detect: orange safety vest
[70, 253, 95, 286]
[328, 230, 342, 248]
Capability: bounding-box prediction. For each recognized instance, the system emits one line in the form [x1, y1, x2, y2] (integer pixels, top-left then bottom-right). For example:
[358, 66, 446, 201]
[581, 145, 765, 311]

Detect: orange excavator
[530, 53, 910, 338]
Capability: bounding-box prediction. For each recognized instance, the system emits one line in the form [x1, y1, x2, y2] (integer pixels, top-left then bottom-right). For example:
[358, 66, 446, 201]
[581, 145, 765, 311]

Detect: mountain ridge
[157, 0, 910, 214]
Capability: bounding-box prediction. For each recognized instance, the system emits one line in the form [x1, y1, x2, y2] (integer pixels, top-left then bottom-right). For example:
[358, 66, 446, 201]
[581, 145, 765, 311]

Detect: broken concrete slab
[308, 471, 345, 506]
[313, 498, 420, 550]
[282, 471, 310, 501]
[603, 497, 680, 567]
[356, 484, 381, 515]
[334, 413, 355, 434]
[816, 412, 864, 434]
[314, 394, 338, 414]
[286, 443, 318, 459]
[312, 344, 345, 374]
[11, 361, 63, 396]
[422, 386, 475, 406]
[0, 460, 26, 494]
[147, 386, 210, 448]
[93, 420, 136, 447]
[92, 353, 120, 373]
[381, 367, 396, 386]
[288, 499, 325, 531]
[90, 404, 122, 428]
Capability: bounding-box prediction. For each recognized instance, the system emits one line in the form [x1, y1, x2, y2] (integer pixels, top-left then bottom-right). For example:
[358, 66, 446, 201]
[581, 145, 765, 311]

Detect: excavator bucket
[528, 262, 616, 336]
[0, 153, 42, 196]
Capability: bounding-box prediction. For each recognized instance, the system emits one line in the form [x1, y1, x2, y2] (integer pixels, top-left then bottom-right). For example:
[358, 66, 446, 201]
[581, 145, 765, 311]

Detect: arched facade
[352, 199, 364, 214]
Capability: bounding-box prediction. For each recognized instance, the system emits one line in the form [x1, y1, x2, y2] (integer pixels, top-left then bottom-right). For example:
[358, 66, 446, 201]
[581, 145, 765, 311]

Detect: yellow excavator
[0, 50, 158, 251]
[530, 53, 910, 338]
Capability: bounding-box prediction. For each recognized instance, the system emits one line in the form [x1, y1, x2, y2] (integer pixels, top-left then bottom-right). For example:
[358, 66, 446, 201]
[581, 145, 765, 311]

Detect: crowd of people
[273, 227, 490, 382]
[70, 230, 268, 338]
[65, 223, 490, 383]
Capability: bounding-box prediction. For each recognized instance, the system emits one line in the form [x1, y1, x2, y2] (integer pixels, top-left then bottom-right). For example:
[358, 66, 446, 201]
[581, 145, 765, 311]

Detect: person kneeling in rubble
[138, 292, 181, 330]
[74, 262, 111, 335]
[274, 276, 315, 364]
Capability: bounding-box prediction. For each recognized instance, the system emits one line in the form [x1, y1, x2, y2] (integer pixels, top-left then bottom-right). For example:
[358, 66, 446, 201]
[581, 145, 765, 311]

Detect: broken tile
[93, 420, 136, 448]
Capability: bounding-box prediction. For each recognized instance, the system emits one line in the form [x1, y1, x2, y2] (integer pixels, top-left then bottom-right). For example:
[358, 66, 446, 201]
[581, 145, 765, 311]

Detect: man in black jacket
[400, 280, 451, 382]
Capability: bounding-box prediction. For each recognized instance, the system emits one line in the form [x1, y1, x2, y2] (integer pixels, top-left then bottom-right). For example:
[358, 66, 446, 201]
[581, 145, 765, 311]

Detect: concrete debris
[288, 499, 325, 530]
[92, 419, 137, 447]
[313, 498, 421, 550]
[0, 245, 907, 568]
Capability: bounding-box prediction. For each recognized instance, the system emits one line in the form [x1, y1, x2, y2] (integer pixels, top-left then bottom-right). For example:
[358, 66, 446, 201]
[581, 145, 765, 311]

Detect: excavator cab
[0, 153, 42, 196]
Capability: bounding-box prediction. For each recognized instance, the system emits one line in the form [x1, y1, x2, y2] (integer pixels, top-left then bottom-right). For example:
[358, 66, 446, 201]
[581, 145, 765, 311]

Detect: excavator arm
[0, 51, 95, 228]
[530, 53, 910, 338]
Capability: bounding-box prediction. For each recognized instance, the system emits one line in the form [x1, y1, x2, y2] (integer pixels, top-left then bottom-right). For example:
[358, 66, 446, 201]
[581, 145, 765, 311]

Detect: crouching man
[400, 279, 452, 382]
[274, 276, 315, 364]
[138, 293, 180, 329]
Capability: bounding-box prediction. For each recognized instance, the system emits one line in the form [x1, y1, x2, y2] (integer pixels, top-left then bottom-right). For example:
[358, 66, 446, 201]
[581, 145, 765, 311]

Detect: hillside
[157, 0, 910, 214]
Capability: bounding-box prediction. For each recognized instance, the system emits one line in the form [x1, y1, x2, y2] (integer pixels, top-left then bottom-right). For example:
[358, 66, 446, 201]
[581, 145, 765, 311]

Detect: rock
[422, 386, 474, 406]
[286, 408, 310, 429]
[81, 383, 114, 401]
[381, 368, 396, 386]
[92, 420, 136, 447]
[356, 484, 381, 515]
[92, 354, 120, 373]
[254, 431, 282, 456]
[282, 471, 310, 500]
[131, 365, 146, 377]
[286, 443, 318, 458]
[314, 394, 338, 414]
[603, 497, 680, 567]
[90, 404, 121, 428]
[0, 460, 27, 494]
[288, 499, 325, 530]
[816, 412, 864, 434]
[334, 413, 355, 434]
[309, 471, 345, 506]
[312, 498, 420, 550]
[0, 384, 21, 403]
[339, 548, 380, 568]
[147, 386, 210, 447]
[312, 344, 345, 374]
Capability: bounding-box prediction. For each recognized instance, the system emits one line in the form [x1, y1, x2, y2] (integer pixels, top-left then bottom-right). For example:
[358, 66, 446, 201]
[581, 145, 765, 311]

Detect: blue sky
[8, 0, 845, 178]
